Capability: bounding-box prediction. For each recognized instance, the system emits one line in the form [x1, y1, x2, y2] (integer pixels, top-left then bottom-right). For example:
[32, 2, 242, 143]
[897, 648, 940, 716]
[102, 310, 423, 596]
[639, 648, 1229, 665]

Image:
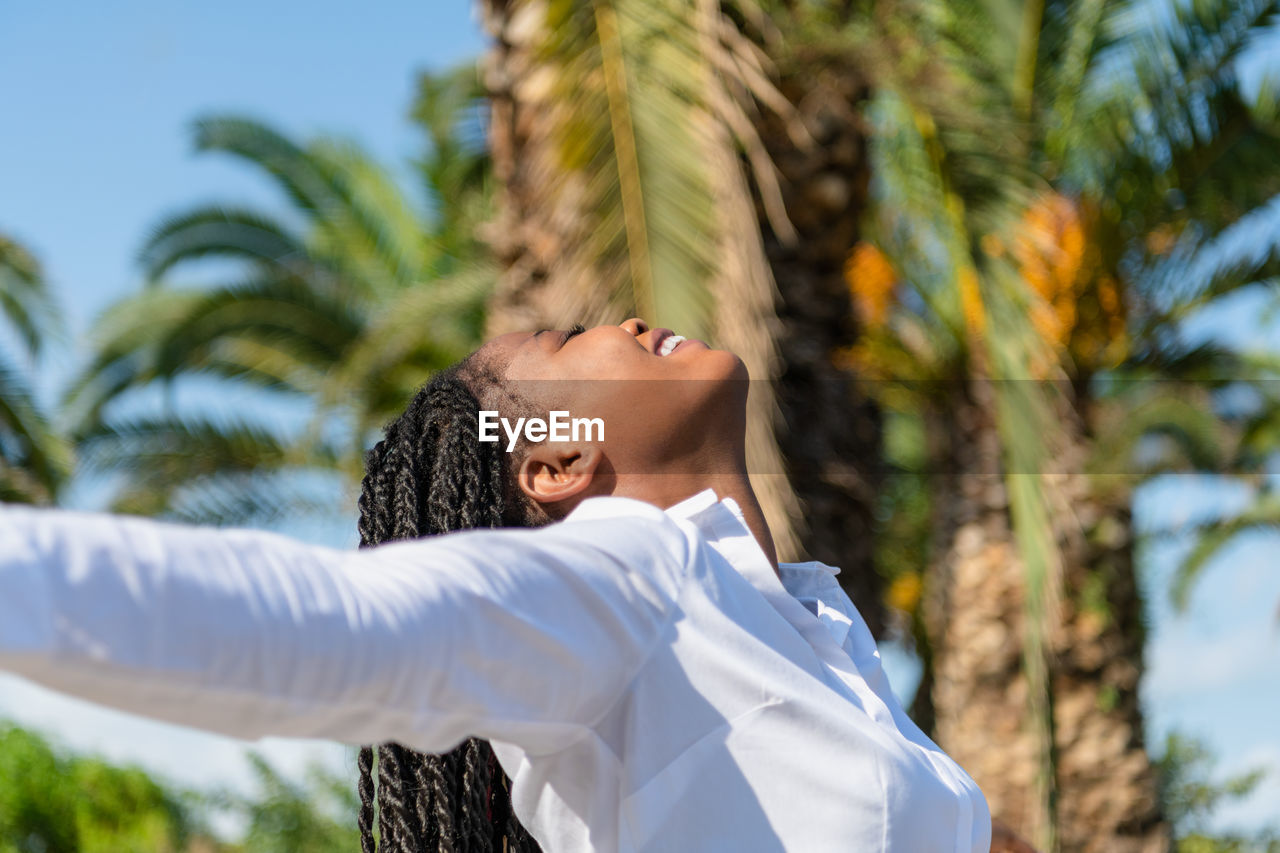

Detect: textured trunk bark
[751, 50, 886, 637]
[480, 0, 593, 333]
[922, 382, 1167, 852]
[923, 380, 1046, 842]
[1050, 467, 1167, 853]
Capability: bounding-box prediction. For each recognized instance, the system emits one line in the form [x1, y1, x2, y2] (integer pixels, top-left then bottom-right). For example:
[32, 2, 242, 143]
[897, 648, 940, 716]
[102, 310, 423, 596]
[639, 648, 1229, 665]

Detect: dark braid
[358, 747, 376, 853]
[356, 363, 543, 853]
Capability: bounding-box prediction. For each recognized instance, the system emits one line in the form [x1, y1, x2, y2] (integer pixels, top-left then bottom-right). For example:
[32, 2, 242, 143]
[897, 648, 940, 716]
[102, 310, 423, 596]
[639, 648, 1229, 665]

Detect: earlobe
[516, 444, 603, 508]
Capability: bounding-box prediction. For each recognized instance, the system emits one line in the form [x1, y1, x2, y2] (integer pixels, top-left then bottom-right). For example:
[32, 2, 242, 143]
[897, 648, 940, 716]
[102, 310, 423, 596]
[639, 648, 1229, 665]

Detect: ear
[516, 443, 604, 508]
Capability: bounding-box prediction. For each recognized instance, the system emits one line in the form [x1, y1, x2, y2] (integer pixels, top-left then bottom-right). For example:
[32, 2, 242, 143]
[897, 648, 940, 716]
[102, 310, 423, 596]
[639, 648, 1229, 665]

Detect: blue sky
[1, 0, 1279, 839]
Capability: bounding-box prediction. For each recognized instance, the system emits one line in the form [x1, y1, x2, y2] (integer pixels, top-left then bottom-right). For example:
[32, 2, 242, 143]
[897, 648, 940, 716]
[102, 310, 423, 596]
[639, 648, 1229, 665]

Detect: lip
[650, 328, 677, 356]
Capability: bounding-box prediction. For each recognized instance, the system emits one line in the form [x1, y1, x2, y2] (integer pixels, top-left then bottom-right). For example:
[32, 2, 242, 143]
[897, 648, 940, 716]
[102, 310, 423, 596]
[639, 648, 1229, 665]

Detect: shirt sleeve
[0, 500, 692, 756]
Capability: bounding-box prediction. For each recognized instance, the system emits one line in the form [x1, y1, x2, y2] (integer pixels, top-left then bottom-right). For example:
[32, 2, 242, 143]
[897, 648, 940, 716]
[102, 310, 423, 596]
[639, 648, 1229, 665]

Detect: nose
[620, 317, 649, 336]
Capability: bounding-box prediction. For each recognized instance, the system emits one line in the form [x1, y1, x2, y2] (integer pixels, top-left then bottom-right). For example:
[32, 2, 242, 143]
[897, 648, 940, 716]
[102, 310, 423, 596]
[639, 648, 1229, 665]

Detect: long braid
[379, 744, 421, 853]
[458, 738, 492, 852]
[358, 746, 377, 853]
[356, 365, 543, 853]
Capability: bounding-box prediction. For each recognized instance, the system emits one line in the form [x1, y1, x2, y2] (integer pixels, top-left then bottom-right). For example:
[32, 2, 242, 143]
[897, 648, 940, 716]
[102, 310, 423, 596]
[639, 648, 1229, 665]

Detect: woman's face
[475, 318, 748, 477]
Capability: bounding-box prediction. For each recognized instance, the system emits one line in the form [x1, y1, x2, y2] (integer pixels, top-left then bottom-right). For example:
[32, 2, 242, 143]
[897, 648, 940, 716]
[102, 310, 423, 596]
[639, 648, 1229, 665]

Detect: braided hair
[355, 358, 543, 853]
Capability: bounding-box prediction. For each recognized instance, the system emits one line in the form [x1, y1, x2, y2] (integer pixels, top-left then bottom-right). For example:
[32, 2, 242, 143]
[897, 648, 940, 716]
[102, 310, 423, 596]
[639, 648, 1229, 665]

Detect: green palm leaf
[322, 263, 493, 432]
[0, 355, 71, 504]
[139, 207, 311, 283]
[0, 232, 60, 357]
[192, 117, 435, 297]
[1171, 491, 1280, 610]
[78, 412, 342, 525]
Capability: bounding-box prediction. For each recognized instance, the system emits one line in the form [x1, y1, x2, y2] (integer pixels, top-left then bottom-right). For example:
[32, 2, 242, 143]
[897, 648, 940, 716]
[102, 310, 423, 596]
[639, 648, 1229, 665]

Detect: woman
[0, 318, 991, 852]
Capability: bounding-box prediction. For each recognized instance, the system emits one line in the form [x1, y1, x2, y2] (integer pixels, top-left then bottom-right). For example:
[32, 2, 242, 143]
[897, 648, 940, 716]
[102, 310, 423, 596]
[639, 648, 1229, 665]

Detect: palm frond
[1070, 0, 1280, 221]
[306, 139, 436, 293]
[63, 277, 363, 440]
[1088, 384, 1231, 476]
[192, 116, 350, 220]
[138, 206, 312, 283]
[62, 288, 212, 432]
[321, 264, 492, 430]
[193, 117, 433, 297]
[159, 471, 347, 528]
[1115, 340, 1253, 385]
[79, 411, 342, 525]
[1039, 0, 1124, 162]
[981, 255, 1068, 853]
[539, 0, 723, 337]
[147, 278, 365, 386]
[0, 232, 60, 356]
[1143, 195, 1280, 329]
[0, 355, 71, 503]
[1171, 491, 1280, 610]
[411, 64, 493, 246]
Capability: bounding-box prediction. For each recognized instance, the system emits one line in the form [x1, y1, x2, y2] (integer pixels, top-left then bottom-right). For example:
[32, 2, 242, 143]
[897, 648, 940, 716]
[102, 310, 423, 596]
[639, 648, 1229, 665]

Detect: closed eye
[559, 323, 587, 349]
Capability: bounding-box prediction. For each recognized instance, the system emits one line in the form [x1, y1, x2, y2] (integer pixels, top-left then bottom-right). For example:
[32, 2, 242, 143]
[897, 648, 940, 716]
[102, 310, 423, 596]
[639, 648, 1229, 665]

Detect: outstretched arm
[0, 500, 690, 755]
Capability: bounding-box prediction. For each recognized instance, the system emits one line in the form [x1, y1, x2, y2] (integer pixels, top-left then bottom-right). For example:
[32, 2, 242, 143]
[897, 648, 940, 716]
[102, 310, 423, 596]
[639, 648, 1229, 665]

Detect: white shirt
[0, 490, 990, 852]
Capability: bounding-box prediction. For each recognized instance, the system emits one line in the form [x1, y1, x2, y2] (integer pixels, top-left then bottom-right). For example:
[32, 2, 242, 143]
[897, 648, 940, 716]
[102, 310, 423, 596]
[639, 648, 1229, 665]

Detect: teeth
[658, 335, 685, 356]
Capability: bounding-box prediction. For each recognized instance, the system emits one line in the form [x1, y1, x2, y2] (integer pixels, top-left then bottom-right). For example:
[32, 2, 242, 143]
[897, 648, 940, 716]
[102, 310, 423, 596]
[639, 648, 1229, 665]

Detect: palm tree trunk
[751, 47, 886, 637]
[479, 0, 586, 333]
[1050, 467, 1167, 852]
[922, 380, 1046, 841]
[922, 382, 1167, 852]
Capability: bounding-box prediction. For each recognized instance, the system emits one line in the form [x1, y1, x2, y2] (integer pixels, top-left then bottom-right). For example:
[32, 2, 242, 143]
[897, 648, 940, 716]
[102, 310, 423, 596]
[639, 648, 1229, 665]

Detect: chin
[699, 350, 750, 413]
[693, 346, 749, 382]
[725, 351, 750, 381]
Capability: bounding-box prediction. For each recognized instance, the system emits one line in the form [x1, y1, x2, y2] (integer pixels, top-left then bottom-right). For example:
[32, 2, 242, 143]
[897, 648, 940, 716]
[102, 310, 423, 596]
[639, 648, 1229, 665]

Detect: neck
[704, 473, 779, 575]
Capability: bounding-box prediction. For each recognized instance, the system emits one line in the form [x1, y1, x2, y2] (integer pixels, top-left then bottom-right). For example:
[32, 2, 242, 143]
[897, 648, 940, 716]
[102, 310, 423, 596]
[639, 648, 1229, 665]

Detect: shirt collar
[564, 487, 725, 526]
[662, 487, 722, 521]
[567, 489, 853, 648]
[566, 488, 771, 575]
[570, 488, 841, 577]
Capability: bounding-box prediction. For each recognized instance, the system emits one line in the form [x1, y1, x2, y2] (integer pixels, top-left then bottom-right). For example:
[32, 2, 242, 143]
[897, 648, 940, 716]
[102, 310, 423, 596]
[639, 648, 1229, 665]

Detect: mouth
[657, 333, 687, 357]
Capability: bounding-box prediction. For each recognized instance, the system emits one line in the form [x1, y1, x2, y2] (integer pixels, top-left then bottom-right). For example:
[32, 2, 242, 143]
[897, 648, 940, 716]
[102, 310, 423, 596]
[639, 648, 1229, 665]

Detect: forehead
[472, 331, 542, 378]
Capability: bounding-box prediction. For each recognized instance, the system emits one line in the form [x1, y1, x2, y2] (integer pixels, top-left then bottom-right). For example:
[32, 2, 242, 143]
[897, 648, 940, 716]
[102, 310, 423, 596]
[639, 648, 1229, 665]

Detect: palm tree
[0, 233, 69, 504]
[727, 3, 893, 635]
[844, 0, 1280, 849]
[66, 68, 494, 525]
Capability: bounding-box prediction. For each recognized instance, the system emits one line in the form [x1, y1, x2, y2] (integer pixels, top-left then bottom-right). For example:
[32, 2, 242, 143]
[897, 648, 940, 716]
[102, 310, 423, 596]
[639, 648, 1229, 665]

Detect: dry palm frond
[516, 0, 801, 336]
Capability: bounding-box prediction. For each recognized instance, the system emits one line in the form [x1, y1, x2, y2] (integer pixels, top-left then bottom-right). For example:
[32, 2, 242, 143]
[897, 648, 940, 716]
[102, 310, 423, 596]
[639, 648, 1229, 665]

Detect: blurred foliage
[64, 64, 494, 527]
[0, 721, 361, 853]
[0, 722, 193, 852]
[845, 0, 1280, 576]
[1157, 732, 1280, 853]
[0, 234, 71, 504]
[823, 0, 1280, 843]
[207, 753, 360, 853]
